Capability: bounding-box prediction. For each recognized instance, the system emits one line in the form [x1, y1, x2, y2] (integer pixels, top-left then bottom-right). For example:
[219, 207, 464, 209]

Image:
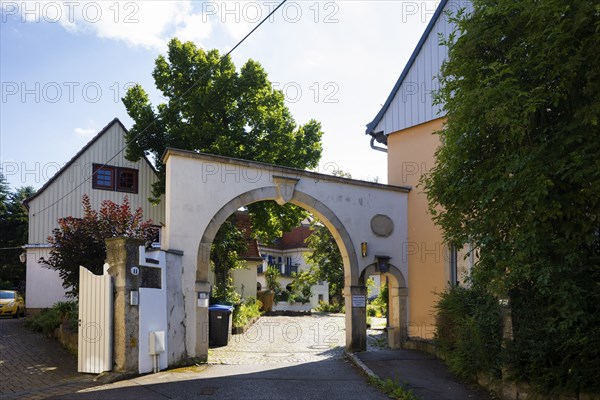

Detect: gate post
[345, 285, 367, 352]
[105, 237, 144, 373]
[388, 286, 408, 349]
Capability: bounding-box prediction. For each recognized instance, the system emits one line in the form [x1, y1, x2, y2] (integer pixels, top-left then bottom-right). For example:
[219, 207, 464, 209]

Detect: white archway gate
[161, 149, 410, 363]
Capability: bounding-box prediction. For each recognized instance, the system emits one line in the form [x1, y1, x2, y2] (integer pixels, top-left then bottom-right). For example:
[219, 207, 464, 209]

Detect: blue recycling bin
[208, 304, 234, 347]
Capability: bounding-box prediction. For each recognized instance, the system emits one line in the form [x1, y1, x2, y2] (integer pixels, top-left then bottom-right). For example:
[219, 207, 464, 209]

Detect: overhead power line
[32, 0, 289, 217]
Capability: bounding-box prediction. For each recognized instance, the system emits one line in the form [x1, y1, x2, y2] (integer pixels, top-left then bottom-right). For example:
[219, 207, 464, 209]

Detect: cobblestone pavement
[208, 313, 388, 365]
[0, 313, 387, 399]
[0, 318, 96, 400]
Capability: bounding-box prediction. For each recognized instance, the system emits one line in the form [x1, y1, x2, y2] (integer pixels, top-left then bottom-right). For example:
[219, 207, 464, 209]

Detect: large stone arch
[359, 263, 408, 349]
[161, 149, 410, 364]
[195, 187, 361, 357]
[196, 187, 359, 283]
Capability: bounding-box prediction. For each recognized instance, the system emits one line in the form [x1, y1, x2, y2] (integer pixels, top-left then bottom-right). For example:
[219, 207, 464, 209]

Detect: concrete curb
[344, 351, 378, 379]
[93, 371, 140, 384]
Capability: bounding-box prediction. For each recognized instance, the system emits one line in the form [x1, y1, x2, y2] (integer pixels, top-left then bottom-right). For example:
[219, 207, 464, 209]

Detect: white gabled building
[256, 219, 330, 309]
[23, 118, 165, 311]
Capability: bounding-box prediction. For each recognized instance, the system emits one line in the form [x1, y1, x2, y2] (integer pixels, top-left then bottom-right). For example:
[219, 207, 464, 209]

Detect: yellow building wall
[231, 264, 258, 300]
[387, 117, 447, 339]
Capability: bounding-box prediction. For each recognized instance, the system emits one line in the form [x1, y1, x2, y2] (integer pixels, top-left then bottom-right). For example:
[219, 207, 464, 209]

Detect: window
[117, 168, 138, 193]
[92, 164, 138, 193]
[92, 165, 115, 190]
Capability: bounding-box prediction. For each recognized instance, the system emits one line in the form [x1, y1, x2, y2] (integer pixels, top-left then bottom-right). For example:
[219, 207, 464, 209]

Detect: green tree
[0, 174, 8, 216]
[122, 38, 324, 240]
[301, 169, 355, 304]
[210, 214, 248, 294]
[40, 195, 156, 296]
[305, 219, 344, 303]
[0, 175, 35, 289]
[424, 0, 600, 392]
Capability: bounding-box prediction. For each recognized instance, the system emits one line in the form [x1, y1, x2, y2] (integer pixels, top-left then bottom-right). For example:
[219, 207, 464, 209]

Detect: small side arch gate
[161, 149, 410, 363]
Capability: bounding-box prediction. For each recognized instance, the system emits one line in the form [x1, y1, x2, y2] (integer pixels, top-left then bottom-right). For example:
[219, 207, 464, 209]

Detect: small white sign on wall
[352, 295, 366, 308]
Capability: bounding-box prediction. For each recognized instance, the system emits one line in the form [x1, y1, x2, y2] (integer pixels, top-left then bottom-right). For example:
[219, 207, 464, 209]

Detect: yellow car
[0, 290, 26, 318]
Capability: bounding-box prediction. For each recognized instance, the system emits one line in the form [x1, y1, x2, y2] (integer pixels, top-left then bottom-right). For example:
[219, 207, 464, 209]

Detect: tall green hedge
[434, 286, 502, 382]
[507, 284, 600, 393]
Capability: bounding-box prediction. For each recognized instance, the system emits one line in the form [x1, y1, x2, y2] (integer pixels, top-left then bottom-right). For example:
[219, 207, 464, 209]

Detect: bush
[26, 301, 78, 336]
[264, 265, 281, 293]
[0, 280, 14, 290]
[232, 297, 262, 328]
[367, 283, 388, 318]
[315, 301, 344, 313]
[275, 290, 289, 303]
[212, 277, 241, 306]
[434, 286, 501, 382]
[506, 285, 600, 393]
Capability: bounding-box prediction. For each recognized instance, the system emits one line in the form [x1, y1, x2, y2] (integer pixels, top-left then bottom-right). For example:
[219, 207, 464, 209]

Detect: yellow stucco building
[365, 0, 473, 339]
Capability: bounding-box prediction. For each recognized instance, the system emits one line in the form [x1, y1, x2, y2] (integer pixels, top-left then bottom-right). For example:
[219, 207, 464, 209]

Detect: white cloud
[2, 1, 212, 50]
[173, 12, 213, 45]
[74, 127, 95, 137]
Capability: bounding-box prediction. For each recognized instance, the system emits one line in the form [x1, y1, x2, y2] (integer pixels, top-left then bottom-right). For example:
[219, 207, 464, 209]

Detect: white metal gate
[78, 265, 113, 373]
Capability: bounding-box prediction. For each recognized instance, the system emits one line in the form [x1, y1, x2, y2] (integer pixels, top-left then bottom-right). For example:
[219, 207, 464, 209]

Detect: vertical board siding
[374, 0, 472, 135]
[28, 122, 165, 244]
[78, 266, 112, 373]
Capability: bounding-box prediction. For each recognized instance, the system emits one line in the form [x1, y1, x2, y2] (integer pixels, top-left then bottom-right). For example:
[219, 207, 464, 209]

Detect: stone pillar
[165, 250, 186, 365]
[344, 285, 367, 352]
[195, 281, 211, 362]
[105, 237, 144, 373]
[388, 286, 408, 349]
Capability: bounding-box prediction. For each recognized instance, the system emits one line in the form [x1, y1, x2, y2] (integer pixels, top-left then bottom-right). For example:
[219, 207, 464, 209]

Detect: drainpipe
[369, 131, 388, 153]
[370, 136, 387, 153]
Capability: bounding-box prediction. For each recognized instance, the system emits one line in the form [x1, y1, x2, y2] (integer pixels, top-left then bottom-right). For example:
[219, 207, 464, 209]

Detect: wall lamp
[361, 242, 367, 257]
[375, 255, 391, 273]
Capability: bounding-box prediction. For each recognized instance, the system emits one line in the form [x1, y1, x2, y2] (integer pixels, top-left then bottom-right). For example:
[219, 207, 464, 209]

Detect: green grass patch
[367, 375, 419, 400]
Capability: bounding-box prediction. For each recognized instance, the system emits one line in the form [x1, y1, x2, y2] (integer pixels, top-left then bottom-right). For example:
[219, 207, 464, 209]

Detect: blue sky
[1, 0, 438, 191]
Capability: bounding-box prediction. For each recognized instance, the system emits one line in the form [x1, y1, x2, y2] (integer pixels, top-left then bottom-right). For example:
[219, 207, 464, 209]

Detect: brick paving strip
[0, 319, 97, 400]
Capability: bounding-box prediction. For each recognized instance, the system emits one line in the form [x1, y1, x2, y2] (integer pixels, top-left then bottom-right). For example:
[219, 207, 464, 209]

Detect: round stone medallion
[370, 214, 394, 237]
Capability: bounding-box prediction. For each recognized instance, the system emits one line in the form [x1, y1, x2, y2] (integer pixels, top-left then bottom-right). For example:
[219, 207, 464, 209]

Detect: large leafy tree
[122, 38, 324, 241]
[0, 174, 35, 289]
[302, 170, 353, 303]
[424, 0, 600, 391]
[40, 195, 156, 296]
[305, 219, 344, 303]
[210, 215, 248, 294]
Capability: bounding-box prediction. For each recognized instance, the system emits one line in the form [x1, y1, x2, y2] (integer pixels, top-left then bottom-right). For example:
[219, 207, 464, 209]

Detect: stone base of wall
[402, 337, 438, 357]
[53, 321, 78, 355]
[272, 302, 312, 312]
[477, 374, 600, 400]
[232, 316, 260, 335]
[25, 308, 44, 317]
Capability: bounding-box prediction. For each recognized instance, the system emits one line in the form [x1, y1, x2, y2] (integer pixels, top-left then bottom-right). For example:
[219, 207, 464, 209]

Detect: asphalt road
[1, 314, 387, 400]
[55, 358, 388, 400]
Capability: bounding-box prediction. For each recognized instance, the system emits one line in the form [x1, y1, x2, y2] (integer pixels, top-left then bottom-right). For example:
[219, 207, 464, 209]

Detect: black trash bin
[208, 304, 234, 347]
